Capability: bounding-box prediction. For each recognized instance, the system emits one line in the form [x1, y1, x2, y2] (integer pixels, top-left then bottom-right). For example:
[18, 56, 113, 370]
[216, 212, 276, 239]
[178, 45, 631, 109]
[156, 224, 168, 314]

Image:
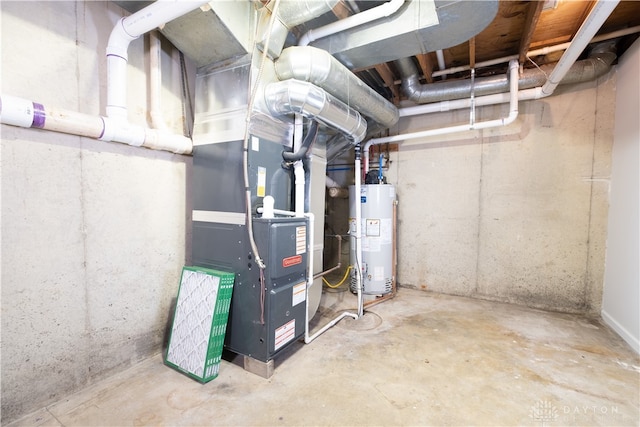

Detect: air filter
[165, 266, 235, 382]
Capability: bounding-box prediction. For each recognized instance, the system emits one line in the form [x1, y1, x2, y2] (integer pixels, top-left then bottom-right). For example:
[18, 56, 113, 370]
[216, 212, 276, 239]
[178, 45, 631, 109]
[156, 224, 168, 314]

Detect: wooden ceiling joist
[331, 0, 352, 20]
[416, 53, 434, 84]
[518, 0, 545, 64]
[374, 63, 400, 105]
[469, 37, 476, 69]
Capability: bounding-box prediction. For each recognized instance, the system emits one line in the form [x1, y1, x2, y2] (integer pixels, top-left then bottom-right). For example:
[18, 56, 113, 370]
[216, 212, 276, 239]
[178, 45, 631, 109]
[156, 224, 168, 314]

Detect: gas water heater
[349, 183, 396, 295]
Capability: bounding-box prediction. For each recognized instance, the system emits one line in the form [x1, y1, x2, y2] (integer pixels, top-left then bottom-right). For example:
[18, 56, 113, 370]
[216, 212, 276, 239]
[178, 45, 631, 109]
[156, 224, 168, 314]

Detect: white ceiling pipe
[0, 95, 104, 137]
[363, 60, 519, 173]
[542, 0, 619, 96]
[0, 94, 192, 154]
[431, 24, 640, 78]
[363, 0, 618, 165]
[107, 0, 206, 120]
[18, 0, 207, 154]
[399, 45, 615, 117]
[435, 49, 447, 80]
[149, 30, 168, 132]
[435, 49, 446, 70]
[298, 0, 405, 46]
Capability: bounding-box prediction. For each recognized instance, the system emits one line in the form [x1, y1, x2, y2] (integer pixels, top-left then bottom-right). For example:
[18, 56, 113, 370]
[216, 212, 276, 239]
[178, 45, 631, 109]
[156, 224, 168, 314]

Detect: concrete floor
[9, 287, 639, 427]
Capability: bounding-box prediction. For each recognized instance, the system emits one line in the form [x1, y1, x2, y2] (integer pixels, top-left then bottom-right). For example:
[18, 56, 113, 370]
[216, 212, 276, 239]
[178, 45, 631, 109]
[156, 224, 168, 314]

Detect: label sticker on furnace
[296, 226, 306, 254]
[274, 319, 295, 351]
[257, 167, 266, 198]
[292, 282, 306, 306]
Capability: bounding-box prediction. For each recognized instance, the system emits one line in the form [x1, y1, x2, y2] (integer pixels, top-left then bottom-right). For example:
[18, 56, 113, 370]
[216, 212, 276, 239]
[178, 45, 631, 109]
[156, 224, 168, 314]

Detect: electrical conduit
[264, 79, 367, 144]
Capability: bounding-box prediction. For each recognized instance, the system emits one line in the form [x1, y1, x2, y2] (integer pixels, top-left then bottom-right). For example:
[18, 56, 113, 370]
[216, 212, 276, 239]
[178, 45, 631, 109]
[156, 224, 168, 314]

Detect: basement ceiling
[291, 0, 640, 105]
[115, 0, 640, 106]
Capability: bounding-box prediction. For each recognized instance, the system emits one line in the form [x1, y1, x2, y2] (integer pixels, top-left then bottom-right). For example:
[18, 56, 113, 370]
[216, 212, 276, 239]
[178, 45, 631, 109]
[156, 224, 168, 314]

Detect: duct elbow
[275, 46, 398, 129]
[265, 80, 367, 144]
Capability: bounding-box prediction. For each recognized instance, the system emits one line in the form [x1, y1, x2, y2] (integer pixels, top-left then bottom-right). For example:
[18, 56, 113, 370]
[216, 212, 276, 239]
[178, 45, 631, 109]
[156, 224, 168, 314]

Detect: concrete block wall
[390, 78, 614, 314]
[1, 2, 192, 423]
[327, 73, 615, 315]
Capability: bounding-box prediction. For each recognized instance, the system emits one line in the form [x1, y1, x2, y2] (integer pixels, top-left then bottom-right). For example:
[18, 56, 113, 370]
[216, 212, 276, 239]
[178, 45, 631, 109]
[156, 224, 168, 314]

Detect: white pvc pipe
[436, 49, 446, 71]
[542, 0, 619, 96]
[363, 0, 619, 160]
[149, 31, 168, 131]
[364, 60, 519, 171]
[353, 145, 364, 318]
[4, 1, 205, 153]
[0, 94, 192, 154]
[107, 0, 205, 120]
[293, 114, 305, 217]
[431, 24, 640, 78]
[294, 162, 305, 217]
[436, 49, 447, 80]
[298, 0, 405, 46]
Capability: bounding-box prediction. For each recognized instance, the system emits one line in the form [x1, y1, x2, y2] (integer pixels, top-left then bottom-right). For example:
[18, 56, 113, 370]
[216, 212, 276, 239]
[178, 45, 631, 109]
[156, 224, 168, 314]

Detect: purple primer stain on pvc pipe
[32, 103, 46, 128]
[98, 117, 106, 139]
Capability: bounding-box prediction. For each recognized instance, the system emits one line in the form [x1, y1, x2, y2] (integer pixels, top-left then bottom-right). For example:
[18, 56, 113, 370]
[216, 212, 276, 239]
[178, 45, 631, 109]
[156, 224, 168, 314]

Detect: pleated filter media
[165, 266, 235, 382]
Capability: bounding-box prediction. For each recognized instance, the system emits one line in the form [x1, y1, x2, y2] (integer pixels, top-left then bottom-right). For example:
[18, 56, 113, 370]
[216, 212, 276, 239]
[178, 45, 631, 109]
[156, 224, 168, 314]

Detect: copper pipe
[314, 235, 343, 280]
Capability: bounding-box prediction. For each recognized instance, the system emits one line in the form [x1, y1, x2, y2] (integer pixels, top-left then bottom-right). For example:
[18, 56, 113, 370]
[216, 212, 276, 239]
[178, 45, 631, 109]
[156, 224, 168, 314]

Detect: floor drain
[337, 312, 383, 331]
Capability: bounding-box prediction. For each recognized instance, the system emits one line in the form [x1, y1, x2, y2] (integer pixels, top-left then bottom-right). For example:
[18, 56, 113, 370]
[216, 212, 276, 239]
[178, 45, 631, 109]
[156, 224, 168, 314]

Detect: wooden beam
[331, 0, 352, 19]
[518, 0, 545, 64]
[469, 37, 476, 69]
[416, 53, 434, 84]
[573, 1, 596, 39]
[374, 63, 400, 105]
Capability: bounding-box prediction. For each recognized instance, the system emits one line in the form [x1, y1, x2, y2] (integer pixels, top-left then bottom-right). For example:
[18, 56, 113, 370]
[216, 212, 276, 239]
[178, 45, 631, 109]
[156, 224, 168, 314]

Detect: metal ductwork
[311, 0, 499, 70]
[274, 46, 399, 129]
[264, 79, 367, 144]
[397, 41, 618, 104]
[272, 0, 339, 28]
[259, 0, 340, 59]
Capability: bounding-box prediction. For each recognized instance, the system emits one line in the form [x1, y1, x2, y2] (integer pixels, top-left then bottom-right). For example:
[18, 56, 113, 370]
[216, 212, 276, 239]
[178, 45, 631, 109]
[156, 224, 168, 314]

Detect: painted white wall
[602, 37, 640, 354]
[1, 1, 192, 423]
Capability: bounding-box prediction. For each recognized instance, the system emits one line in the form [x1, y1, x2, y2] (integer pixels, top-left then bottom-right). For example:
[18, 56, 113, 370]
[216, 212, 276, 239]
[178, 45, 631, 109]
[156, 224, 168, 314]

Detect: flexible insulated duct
[274, 46, 399, 129]
[264, 79, 367, 144]
[396, 41, 617, 104]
